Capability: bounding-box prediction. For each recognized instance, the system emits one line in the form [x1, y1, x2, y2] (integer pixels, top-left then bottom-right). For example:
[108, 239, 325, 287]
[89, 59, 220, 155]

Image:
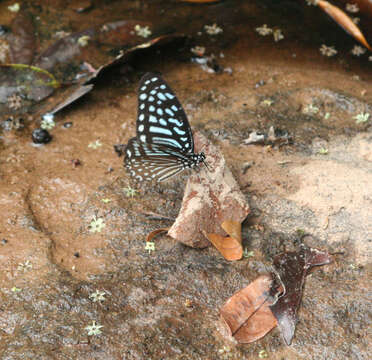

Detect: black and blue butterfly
[124, 72, 206, 182]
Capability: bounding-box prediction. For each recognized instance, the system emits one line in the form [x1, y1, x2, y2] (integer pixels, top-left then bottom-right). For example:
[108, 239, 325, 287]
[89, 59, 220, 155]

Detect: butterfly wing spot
[157, 108, 163, 115]
[157, 101, 162, 105]
[149, 105, 155, 112]
[140, 103, 145, 110]
[151, 77, 158, 82]
[160, 84, 166, 89]
[139, 114, 145, 121]
[159, 119, 167, 126]
[149, 115, 157, 123]
[165, 93, 175, 99]
[139, 93, 147, 100]
[171, 105, 178, 112]
[140, 86, 147, 91]
[150, 90, 156, 95]
[145, 80, 151, 85]
[168, 118, 183, 127]
[138, 124, 144, 132]
[157, 93, 166, 101]
[140, 135, 146, 142]
[127, 149, 132, 157]
[165, 108, 174, 116]
[173, 127, 186, 135]
[149, 126, 173, 136]
[149, 96, 155, 102]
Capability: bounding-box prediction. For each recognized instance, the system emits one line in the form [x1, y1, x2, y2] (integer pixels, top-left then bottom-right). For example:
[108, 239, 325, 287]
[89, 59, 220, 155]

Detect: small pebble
[255, 80, 265, 88]
[0, 25, 10, 36]
[63, 122, 73, 128]
[32, 128, 52, 144]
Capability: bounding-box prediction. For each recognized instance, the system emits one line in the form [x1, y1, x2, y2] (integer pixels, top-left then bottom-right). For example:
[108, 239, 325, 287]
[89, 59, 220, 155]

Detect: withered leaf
[270, 245, 333, 345]
[317, 0, 371, 50]
[220, 275, 279, 343]
[205, 220, 243, 261]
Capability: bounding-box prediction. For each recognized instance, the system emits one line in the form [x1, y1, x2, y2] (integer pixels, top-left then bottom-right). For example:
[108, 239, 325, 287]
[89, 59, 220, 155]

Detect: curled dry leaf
[270, 245, 333, 345]
[317, 0, 371, 50]
[220, 246, 333, 345]
[146, 228, 169, 243]
[204, 220, 243, 261]
[220, 275, 279, 343]
[168, 132, 250, 248]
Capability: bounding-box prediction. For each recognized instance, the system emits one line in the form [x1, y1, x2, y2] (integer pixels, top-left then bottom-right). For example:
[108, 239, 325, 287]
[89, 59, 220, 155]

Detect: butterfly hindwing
[124, 137, 191, 182]
[136, 73, 194, 153]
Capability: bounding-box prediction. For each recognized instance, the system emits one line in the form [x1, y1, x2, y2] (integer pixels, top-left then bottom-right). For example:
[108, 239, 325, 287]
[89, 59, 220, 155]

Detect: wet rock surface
[1, 0, 372, 359]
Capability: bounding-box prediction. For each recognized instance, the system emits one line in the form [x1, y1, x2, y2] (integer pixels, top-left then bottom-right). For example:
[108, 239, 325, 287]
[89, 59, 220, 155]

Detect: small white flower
[85, 321, 103, 336]
[145, 241, 155, 254]
[123, 186, 137, 198]
[89, 217, 105, 233]
[261, 99, 273, 107]
[303, 104, 319, 114]
[346, 3, 359, 13]
[54, 31, 71, 39]
[134, 25, 152, 38]
[273, 29, 284, 42]
[17, 260, 32, 272]
[354, 112, 370, 124]
[318, 148, 329, 155]
[88, 140, 102, 149]
[41, 113, 55, 130]
[7, 94, 22, 110]
[77, 35, 90, 47]
[351, 45, 366, 56]
[256, 24, 272, 36]
[204, 23, 223, 35]
[89, 290, 106, 302]
[8, 3, 20, 12]
[320, 44, 337, 57]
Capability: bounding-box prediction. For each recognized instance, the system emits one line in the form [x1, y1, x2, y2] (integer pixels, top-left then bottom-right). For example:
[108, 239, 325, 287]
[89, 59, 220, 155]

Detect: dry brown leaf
[318, 0, 371, 50]
[168, 132, 250, 248]
[146, 228, 169, 243]
[220, 275, 278, 343]
[205, 220, 243, 260]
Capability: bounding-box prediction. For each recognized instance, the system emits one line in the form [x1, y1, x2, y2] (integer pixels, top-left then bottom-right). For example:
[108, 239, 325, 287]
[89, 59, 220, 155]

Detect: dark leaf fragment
[269, 245, 333, 345]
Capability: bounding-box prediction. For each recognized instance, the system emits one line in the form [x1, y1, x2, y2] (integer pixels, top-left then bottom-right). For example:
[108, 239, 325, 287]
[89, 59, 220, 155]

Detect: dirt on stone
[0, 0, 371, 359]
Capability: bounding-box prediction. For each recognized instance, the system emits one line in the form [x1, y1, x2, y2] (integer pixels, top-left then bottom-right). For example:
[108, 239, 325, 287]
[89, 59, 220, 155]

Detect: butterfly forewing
[136, 73, 194, 153]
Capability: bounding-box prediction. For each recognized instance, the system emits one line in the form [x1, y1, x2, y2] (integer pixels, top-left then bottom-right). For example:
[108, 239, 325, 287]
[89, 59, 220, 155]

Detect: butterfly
[124, 72, 206, 182]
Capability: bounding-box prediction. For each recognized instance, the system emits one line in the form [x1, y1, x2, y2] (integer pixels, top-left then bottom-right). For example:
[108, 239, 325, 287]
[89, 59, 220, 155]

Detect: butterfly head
[189, 152, 206, 168]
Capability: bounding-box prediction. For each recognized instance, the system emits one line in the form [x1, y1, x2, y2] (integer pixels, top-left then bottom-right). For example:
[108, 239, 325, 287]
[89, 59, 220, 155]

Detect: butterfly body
[124, 73, 206, 182]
